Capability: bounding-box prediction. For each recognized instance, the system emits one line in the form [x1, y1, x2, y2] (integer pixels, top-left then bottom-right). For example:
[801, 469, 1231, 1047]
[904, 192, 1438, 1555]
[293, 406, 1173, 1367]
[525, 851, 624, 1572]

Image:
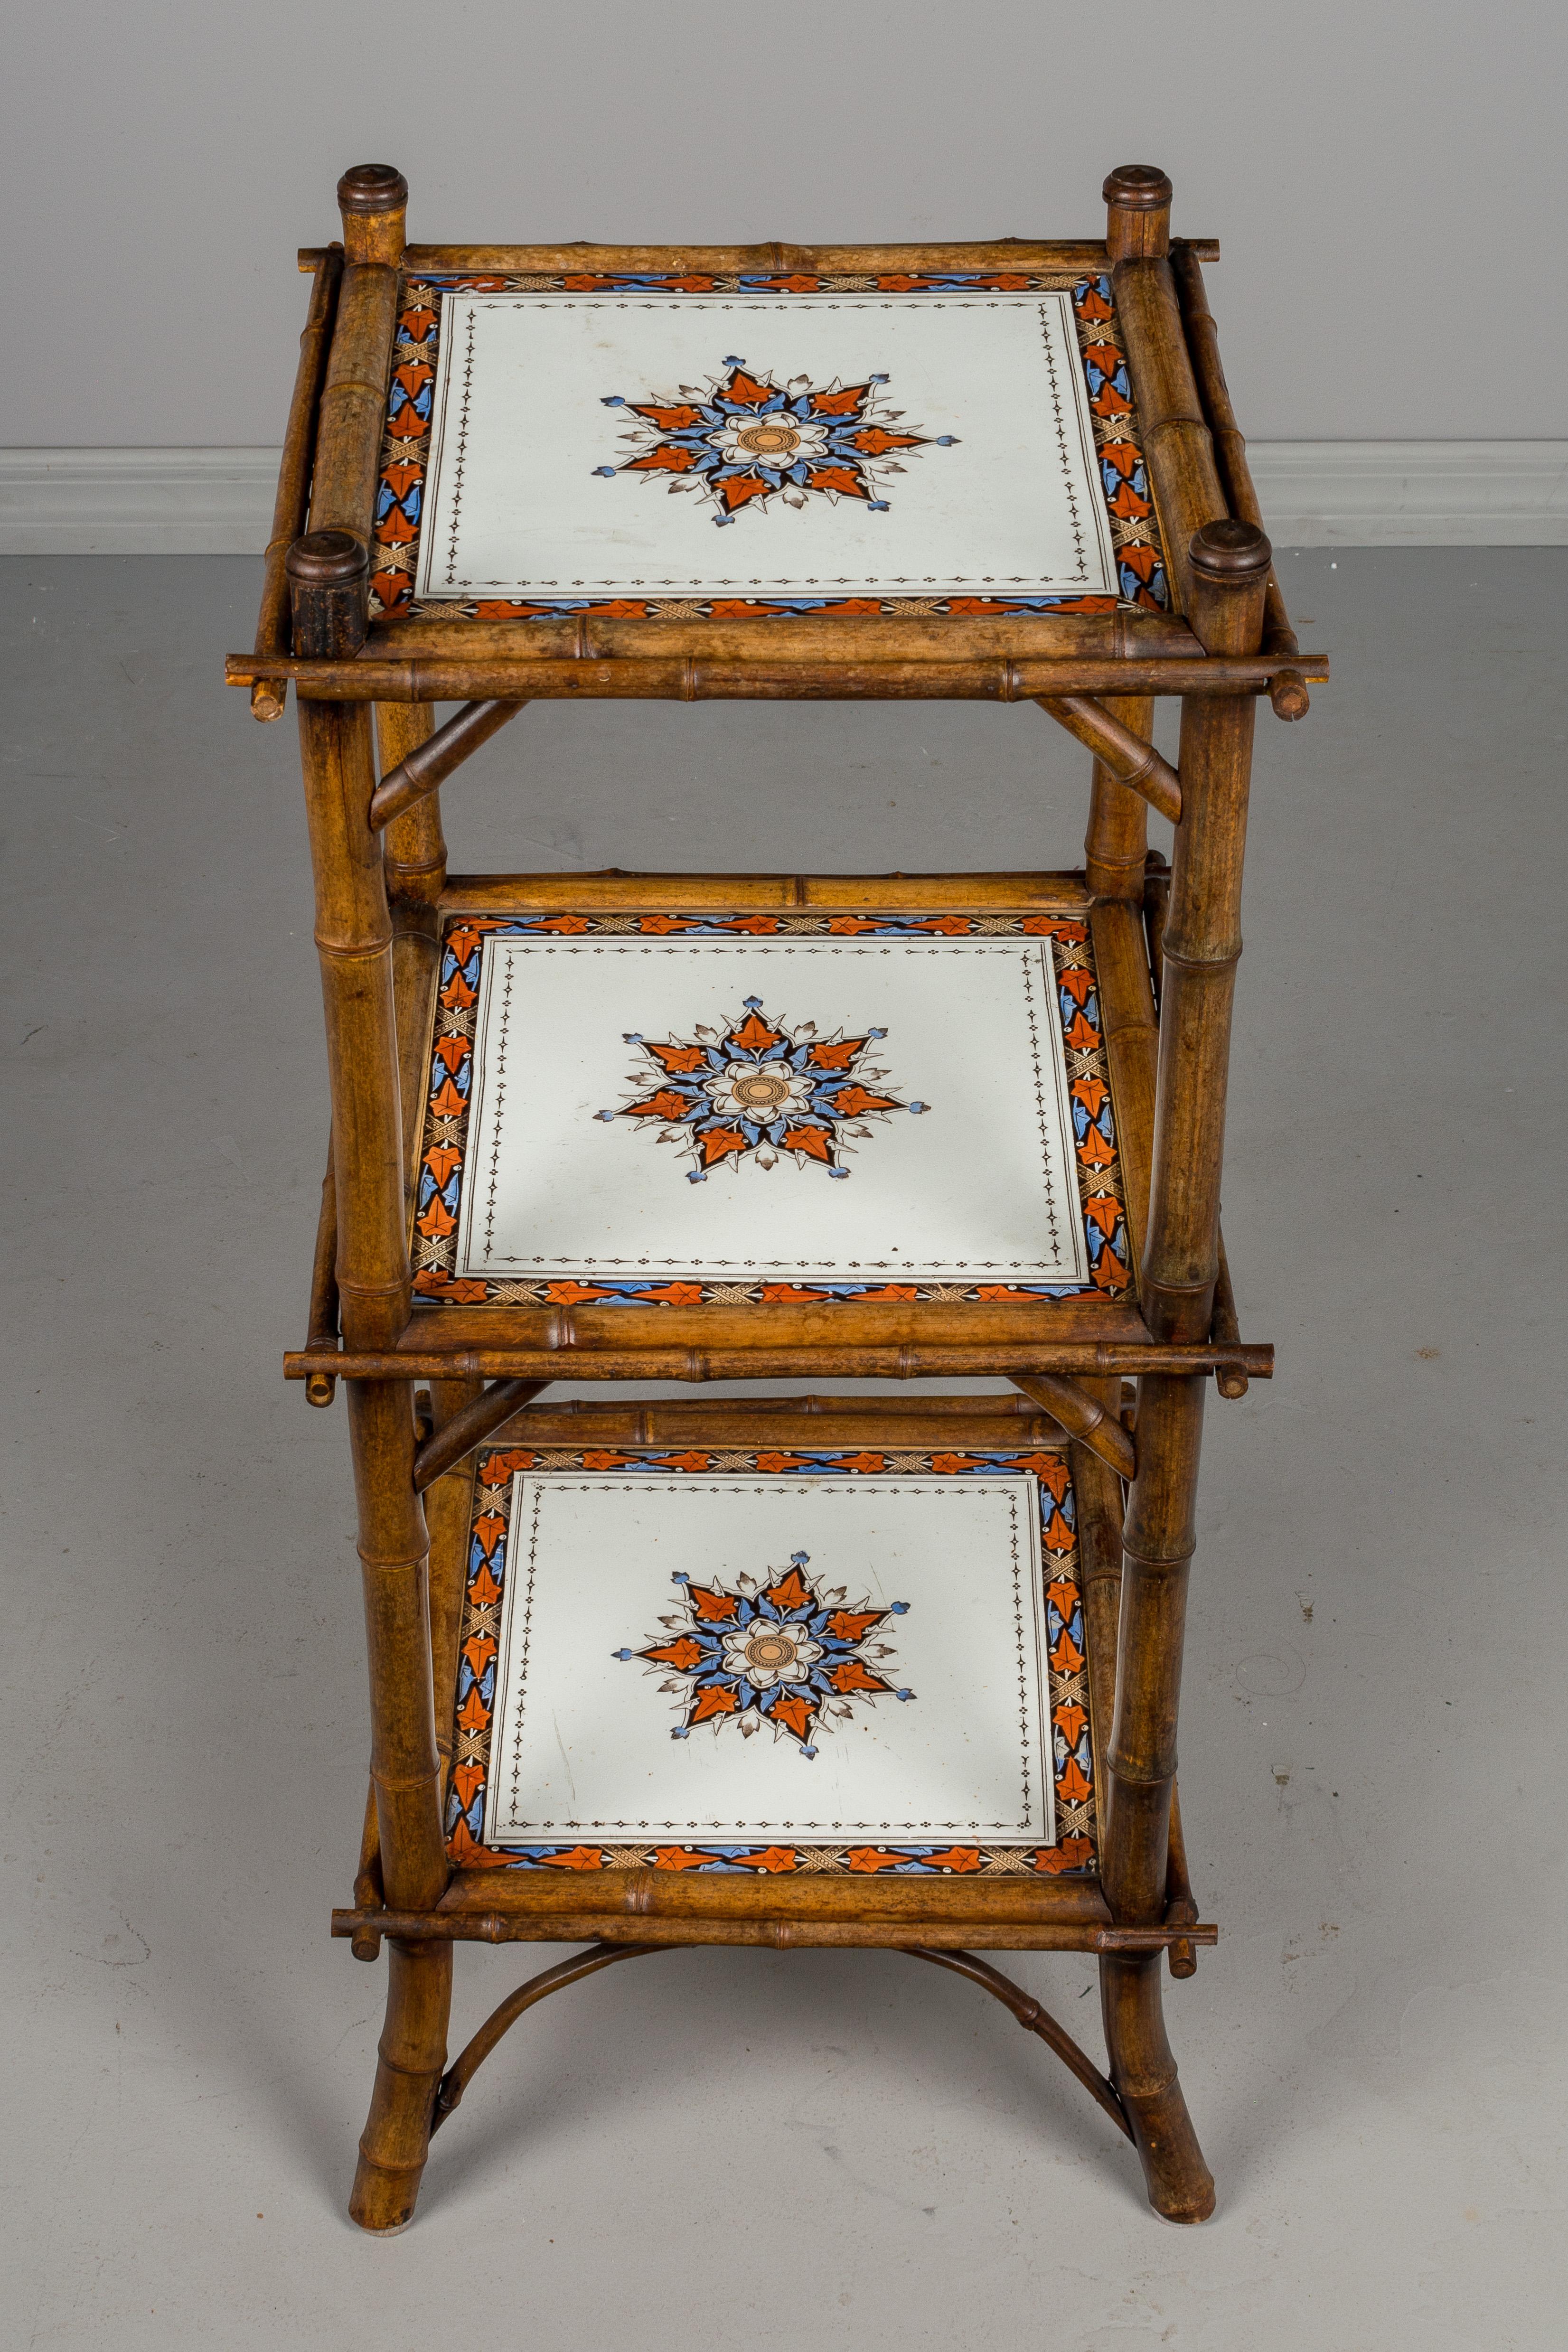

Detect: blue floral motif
[593, 355, 956, 525]
[598, 994, 927, 1182]
[615, 1551, 913, 1760]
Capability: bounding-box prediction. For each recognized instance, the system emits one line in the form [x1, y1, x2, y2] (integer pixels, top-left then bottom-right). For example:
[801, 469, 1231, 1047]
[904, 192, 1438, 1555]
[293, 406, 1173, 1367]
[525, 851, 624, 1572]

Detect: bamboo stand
[231, 160, 1324, 2230]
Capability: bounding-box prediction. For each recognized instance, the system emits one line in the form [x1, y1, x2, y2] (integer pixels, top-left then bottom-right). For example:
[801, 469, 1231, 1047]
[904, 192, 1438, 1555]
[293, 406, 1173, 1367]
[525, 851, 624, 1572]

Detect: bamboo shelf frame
[235, 159, 1322, 2237]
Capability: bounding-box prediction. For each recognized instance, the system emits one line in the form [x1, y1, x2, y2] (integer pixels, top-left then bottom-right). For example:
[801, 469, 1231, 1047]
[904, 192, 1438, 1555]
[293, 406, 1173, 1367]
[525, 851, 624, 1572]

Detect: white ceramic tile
[484, 1473, 1053, 1846]
[455, 935, 1087, 1284]
[415, 290, 1114, 602]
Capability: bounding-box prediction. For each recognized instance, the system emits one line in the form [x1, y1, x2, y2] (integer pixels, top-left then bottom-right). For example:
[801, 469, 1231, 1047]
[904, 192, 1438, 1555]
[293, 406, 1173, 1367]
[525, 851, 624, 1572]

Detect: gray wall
[6, 0, 1563, 450]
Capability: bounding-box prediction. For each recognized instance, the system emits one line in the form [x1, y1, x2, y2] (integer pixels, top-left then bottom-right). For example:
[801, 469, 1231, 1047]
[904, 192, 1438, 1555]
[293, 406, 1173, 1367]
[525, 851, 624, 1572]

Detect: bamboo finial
[1104, 165, 1173, 263]
[337, 164, 408, 267]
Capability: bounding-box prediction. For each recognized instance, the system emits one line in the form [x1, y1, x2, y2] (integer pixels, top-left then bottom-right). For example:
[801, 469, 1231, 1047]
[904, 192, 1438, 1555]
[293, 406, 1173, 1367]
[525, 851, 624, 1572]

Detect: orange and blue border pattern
[448, 1444, 1097, 1877]
[412, 910, 1134, 1309]
[370, 272, 1169, 626]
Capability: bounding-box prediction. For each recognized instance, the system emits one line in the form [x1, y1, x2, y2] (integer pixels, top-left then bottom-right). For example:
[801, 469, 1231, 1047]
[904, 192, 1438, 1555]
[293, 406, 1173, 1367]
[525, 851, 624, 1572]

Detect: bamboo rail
[374, 607, 1204, 662]
[401, 237, 1219, 274]
[228, 650, 1327, 702]
[1170, 242, 1310, 721]
[331, 1905, 1218, 1953]
[489, 1393, 1098, 1439]
[286, 1340, 1275, 1383]
[250, 246, 343, 719]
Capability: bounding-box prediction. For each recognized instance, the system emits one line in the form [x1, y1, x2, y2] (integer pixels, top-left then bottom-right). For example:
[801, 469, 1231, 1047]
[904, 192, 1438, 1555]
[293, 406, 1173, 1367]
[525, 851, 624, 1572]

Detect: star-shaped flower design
[597, 996, 927, 1181]
[593, 355, 956, 524]
[615, 1551, 914, 1758]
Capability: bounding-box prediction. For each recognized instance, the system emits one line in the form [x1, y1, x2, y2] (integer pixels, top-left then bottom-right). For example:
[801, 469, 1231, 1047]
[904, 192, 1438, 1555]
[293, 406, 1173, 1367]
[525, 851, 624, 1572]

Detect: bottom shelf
[344, 1400, 1212, 1953]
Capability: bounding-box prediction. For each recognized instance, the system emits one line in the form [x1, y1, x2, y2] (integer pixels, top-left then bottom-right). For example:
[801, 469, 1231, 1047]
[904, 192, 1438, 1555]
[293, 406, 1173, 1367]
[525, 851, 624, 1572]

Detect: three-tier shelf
[228, 160, 1326, 2230]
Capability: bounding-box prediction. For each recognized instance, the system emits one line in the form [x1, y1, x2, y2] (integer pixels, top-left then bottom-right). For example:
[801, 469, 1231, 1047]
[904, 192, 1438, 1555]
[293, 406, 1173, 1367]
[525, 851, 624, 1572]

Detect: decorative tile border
[447, 1446, 1098, 1877]
[411, 911, 1133, 1308]
[369, 272, 1170, 625]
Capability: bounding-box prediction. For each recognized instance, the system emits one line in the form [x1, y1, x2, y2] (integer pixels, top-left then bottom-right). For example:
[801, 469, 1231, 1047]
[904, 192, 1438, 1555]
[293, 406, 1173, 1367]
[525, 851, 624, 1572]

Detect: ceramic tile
[449, 1445, 1097, 1877]
[486, 1472, 1051, 1846]
[413, 912, 1135, 1307]
[414, 291, 1112, 605]
[370, 272, 1171, 624]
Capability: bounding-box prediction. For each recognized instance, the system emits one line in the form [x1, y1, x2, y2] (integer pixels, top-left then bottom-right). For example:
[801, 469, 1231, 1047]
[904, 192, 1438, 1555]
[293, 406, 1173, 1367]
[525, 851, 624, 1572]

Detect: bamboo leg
[346, 1376, 450, 2230]
[1084, 695, 1155, 900]
[1099, 513, 1271, 2223]
[350, 1937, 454, 2232]
[1099, 1953, 1214, 2221]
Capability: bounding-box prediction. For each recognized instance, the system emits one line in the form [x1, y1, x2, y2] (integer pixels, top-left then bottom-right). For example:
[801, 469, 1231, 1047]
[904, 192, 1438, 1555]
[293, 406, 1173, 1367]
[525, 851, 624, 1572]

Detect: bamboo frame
[332, 1904, 1216, 1955]
[244, 159, 1309, 2235]
[250, 246, 342, 720]
[287, 1340, 1274, 1384]
[1170, 242, 1310, 722]
[229, 647, 1326, 701]
[402, 238, 1219, 272]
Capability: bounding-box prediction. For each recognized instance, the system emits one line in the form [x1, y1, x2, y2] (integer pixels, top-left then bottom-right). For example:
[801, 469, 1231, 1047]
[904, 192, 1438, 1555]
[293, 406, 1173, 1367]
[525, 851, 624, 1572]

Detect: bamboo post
[288, 532, 407, 1349]
[291, 340, 451, 2227]
[375, 703, 445, 1224]
[1084, 696, 1155, 900]
[1099, 515, 1268, 2227]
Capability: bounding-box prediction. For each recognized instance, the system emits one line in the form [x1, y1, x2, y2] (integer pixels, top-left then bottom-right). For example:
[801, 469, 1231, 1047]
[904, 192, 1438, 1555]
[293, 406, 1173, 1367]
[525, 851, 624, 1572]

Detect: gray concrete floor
[3, 551, 1564, 2349]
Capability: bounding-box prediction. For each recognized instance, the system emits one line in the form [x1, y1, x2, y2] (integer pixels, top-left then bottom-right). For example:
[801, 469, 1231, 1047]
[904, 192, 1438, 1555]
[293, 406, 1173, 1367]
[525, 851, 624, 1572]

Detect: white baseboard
[1248, 441, 1568, 546]
[0, 448, 281, 554]
[2, 441, 1566, 553]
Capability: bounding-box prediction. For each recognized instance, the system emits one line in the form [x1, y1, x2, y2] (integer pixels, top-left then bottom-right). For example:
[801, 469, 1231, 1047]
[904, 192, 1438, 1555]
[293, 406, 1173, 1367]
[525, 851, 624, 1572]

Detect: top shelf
[233, 171, 1322, 714]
